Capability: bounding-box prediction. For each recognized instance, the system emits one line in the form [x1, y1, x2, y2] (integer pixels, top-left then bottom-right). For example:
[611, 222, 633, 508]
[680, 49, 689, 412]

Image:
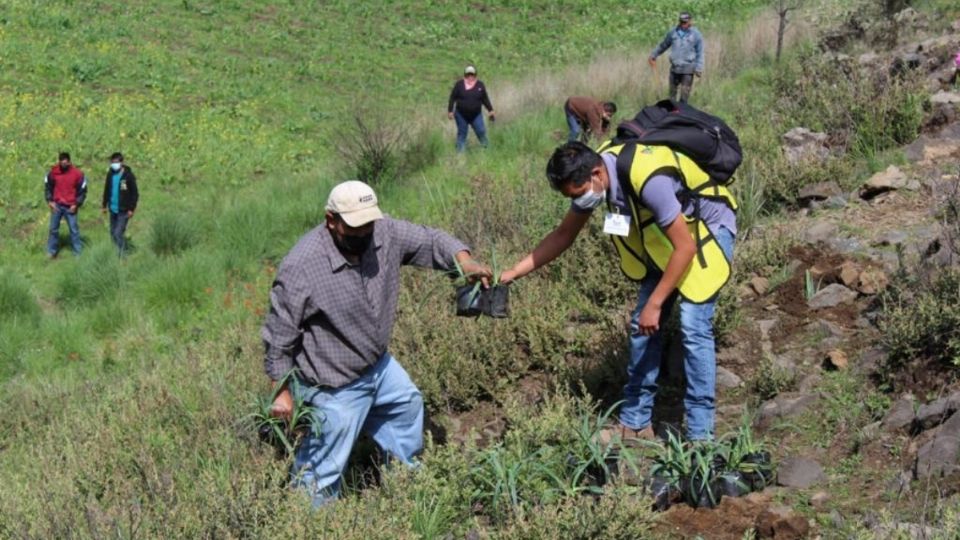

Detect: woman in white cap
[447, 65, 495, 152]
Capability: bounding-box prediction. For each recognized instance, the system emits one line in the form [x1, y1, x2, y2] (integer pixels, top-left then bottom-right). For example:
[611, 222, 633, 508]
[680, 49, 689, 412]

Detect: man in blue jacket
[648, 12, 704, 103]
[100, 152, 139, 256]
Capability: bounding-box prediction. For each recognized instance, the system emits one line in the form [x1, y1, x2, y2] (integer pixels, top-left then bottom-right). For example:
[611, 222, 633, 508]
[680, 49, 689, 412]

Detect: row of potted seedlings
[646, 421, 773, 510]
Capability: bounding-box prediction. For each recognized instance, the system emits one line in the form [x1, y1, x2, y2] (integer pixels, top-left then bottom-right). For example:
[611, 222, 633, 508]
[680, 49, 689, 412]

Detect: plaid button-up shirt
[261, 217, 468, 388]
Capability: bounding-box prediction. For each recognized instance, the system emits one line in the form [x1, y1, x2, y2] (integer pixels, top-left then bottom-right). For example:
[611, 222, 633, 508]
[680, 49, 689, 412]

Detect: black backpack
[611, 100, 742, 184]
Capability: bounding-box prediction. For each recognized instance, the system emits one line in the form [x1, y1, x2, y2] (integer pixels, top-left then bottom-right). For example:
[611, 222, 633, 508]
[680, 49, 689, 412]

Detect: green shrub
[878, 268, 960, 370]
[149, 211, 200, 256]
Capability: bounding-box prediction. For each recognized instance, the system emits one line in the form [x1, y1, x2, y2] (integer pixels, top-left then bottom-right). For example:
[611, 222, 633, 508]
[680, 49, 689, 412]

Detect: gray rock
[782, 127, 830, 165]
[931, 91, 960, 105]
[882, 397, 916, 431]
[758, 319, 778, 341]
[861, 420, 882, 440]
[777, 456, 827, 488]
[808, 284, 858, 310]
[757, 393, 817, 427]
[804, 220, 838, 244]
[797, 181, 843, 206]
[772, 353, 799, 375]
[860, 165, 908, 200]
[874, 230, 909, 246]
[915, 411, 960, 479]
[904, 136, 960, 164]
[797, 373, 822, 394]
[858, 347, 886, 374]
[828, 236, 863, 254]
[822, 195, 848, 209]
[716, 366, 743, 389]
[914, 391, 960, 431]
[810, 319, 845, 338]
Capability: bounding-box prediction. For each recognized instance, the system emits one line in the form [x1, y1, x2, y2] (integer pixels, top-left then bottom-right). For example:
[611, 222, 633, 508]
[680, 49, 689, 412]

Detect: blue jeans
[619, 226, 735, 440]
[109, 211, 130, 256]
[47, 203, 82, 256]
[454, 111, 488, 152]
[291, 352, 424, 507]
[565, 108, 583, 142]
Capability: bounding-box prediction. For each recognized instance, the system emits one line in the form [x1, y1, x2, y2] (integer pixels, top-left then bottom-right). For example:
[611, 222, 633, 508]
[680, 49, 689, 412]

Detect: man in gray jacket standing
[648, 12, 704, 103]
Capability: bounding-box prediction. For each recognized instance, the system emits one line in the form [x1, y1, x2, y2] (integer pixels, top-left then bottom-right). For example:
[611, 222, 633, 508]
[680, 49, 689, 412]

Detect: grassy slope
[5, 0, 960, 537]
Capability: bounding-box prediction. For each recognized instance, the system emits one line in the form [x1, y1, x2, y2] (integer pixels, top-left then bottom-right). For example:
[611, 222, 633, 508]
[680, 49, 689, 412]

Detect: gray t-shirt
[640, 174, 737, 237]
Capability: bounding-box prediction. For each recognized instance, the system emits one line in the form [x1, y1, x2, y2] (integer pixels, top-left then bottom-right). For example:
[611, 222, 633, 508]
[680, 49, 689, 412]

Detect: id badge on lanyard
[603, 209, 631, 237]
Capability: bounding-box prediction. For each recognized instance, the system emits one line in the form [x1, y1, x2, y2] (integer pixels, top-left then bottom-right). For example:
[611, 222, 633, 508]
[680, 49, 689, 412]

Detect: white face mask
[110, 162, 122, 171]
[572, 178, 606, 211]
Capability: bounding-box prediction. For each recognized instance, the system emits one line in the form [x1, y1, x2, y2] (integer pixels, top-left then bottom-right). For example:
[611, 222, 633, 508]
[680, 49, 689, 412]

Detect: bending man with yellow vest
[500, 140, 736, 442]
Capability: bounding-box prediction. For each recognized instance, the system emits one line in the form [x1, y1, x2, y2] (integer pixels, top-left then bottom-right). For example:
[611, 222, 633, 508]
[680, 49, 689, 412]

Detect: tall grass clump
[140, 250, 217, 311]
[215, 198, 295, 270]
[54, 243, 126, 307]
[149, 211, 200, 256]
[0, 269, 40, 324]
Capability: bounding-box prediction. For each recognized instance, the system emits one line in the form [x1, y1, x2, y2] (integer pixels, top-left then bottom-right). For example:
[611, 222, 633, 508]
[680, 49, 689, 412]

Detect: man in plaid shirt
[261, 180, 490, 506]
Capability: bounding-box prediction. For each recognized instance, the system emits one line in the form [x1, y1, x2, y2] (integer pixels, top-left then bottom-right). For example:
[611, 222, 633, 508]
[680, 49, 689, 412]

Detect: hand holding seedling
[456, 251, 492, 287]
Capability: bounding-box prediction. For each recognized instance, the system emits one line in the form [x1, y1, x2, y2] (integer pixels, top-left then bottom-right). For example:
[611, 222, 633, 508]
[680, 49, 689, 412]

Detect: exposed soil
[656, 492, 774, 539]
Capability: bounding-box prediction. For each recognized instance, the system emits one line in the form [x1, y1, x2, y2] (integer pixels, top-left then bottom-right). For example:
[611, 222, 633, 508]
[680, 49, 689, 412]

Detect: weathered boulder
[860, 165, 909, 199]
[931, 90, 960, 105]
[882, 397, 916, 431]
[717, 366, 743, 389]
[914, 391, 960, 431]
[782, 127, 830, 165]
[915, 410, 960, 479]
[808, 284, 858, 310]
[757, 393, 818, 428]
[803, 220, 838, 245]
[797, 181, 843, 207]
[777, 456, 827, 488]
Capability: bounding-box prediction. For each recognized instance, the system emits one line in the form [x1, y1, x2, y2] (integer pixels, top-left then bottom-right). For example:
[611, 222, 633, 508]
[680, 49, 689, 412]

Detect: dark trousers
[669, 72, 695, 103]
[109, 211, 130, 256]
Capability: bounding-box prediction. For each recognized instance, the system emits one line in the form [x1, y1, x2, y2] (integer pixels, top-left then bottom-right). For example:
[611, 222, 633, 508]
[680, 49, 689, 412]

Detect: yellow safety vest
[599, 142, 738, 303]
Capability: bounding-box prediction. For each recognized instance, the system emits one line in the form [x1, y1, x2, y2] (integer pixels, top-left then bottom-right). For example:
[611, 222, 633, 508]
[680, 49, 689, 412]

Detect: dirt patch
[655, 491, 775, 539]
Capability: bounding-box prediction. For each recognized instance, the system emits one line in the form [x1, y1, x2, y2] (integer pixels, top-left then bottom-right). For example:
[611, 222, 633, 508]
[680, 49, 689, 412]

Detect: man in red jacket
[44, 152, 88, 257]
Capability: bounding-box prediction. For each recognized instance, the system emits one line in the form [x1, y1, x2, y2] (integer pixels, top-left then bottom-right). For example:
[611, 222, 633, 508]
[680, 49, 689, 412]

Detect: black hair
[58, 152, 71, 161]
[545, 142, 601, 191]
[602, 102, 618, 114]
[110, 152, 124, 161]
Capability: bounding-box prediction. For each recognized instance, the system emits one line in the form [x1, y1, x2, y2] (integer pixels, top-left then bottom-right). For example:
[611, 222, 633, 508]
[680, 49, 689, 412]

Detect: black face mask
[334, 231, 373, 257]
[59, 164, 69, 172]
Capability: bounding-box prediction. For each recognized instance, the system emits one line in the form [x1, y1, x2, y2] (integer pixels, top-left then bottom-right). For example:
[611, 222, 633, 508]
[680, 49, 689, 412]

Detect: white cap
[325, 180, 383, 227]
[464, 65, 477, 75]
